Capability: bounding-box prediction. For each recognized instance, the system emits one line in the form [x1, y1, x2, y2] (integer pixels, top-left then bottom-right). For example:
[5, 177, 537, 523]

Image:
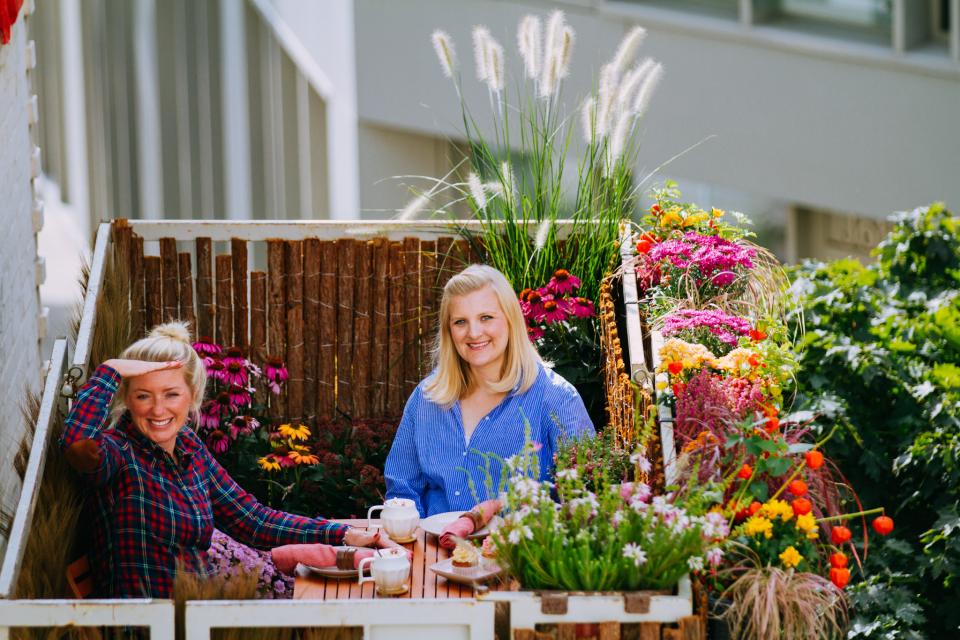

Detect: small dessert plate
[421, 511, 503, 539]
[302, 548, 372, 579]
[429, 558, 503, 586]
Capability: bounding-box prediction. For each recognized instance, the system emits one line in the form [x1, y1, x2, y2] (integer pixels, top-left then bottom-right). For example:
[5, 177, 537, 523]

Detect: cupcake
[451, 541, 479, 571]
[480, 536, 496, 559]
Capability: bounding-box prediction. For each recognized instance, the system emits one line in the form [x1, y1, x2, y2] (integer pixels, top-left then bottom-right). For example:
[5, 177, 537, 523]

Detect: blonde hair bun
[148, 321, 193, 345]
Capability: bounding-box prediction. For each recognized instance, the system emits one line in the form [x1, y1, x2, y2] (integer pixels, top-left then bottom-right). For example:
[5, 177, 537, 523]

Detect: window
[626, 0, 739, 21]
[774, 0, 893, 44]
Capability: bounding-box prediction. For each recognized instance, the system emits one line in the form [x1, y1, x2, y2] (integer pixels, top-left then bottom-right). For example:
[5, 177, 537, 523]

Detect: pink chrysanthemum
[547, 269, 581, 295]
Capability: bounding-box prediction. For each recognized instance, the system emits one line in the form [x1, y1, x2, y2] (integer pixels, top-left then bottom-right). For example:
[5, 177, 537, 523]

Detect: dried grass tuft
[721, 567, 848, 640]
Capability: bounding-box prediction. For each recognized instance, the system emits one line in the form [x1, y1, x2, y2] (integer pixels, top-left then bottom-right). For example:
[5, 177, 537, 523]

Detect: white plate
[420, 511, 501, 539]
[429, 557, 503, 585]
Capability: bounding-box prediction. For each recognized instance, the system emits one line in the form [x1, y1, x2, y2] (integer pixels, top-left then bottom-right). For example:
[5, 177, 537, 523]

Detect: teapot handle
[357, 557, 375, 585]
[366, 505, 384, 530]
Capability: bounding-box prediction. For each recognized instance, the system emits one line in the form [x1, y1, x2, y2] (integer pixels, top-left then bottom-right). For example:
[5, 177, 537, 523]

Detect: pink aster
[547, 269, 581, 296]
[192, 337, 222, 358]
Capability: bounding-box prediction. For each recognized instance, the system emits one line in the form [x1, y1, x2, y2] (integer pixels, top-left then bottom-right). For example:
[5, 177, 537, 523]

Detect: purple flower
[662, 309, 752, 347]
[230, 415, 259, 439]
[193, 338, 222, 358]
[569, 297, 595, 319]
[526, 324, 545, 341]
[522, 289, 546, 322]
[207, 529, 293, 599]
[198, 401, 221, 430]
[547, 269, 581, 296]
[207, 429, 230, 454]
[264, 357, 288, 394]
[222, 360, 249, 387]
[228, 385, 252, 407]
[206, 359, 228, 383]
[541, 298, 567, 324]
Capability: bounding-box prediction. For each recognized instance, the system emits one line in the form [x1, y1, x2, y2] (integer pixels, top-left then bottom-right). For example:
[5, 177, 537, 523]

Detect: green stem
[817, 507, 884, 524]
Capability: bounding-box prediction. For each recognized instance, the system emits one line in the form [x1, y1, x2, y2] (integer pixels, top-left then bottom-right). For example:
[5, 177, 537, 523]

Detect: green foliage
[788, 202, 960, 638]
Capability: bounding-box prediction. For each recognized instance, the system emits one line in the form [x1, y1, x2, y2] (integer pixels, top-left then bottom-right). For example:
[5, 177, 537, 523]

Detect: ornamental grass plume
[517, 14, 542, 79]
[720, 567, 848, 640]
[430, 29, 456, 78]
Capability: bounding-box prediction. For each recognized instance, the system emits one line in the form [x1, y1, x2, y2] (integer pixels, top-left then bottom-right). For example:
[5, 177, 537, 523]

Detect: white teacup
[367, 498, 420, 542]
[357, 548, 411, 595]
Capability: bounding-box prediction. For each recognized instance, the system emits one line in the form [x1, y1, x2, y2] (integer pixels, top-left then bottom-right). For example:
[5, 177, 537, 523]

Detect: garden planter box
[482, 578, 701, 639]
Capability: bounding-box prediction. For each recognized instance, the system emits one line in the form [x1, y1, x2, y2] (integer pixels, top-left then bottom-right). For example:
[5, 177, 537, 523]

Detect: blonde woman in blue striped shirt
[384, 265, 594, 517]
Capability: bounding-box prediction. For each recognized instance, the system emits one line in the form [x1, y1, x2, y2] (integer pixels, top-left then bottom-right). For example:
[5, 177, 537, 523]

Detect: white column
[220, 0, 252, 220]
[59, 0, 90, 236]
[325, 0, 360, 220]
[133, 0, 163, 220]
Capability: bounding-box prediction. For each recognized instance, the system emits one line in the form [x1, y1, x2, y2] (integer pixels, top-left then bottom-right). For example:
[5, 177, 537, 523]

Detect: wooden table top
[293, 519, 508, 600]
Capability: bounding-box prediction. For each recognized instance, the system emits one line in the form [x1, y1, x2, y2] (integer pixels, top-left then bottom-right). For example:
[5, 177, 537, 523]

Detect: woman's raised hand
[102, 358, 183, 379]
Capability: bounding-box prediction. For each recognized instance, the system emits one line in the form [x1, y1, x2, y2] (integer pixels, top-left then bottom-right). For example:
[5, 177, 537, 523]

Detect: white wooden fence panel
[0, 600, 174, 638]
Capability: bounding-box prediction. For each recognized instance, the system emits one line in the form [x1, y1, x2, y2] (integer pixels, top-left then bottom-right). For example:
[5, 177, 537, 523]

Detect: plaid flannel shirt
[59, 364, 348, 598]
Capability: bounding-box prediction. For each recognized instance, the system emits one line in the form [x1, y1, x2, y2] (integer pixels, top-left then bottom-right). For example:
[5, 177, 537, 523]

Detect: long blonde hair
[423, 265, 540, 407]
[111, 321, 206, 423]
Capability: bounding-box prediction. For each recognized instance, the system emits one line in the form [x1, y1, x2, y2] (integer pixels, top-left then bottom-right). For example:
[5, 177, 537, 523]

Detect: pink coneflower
[206, 359, 227, 383]
[228, 384, 252, 408]
[229, 415, 259, 439]
[213, 390, 238, 417]
[199, 401, 221, 430]
[192, 337, 222, 358]
[569, 297, 595, 319]
[223, 360, 248, 387]
[522, 289, 546, 322]
[207, 429, 230, 454]
[264, 356, 288, 385]
[527, 324, 545, 341]
[541, 298, 568, 324]
[547, 269, 581, 295]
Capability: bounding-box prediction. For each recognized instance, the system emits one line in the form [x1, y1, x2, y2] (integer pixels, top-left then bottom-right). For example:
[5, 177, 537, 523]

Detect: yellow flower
[761, 499, 794, 522]
[681, 211, 707, 228]
[711, 207, 725, 218]
[278, 423, 311, 441]
[714, 348, 761, 379]
[660, 207, 683, 227]
[289, 450, 320, 465]
[743, 515, 774, 539]
[795, 513, 819, 539]
[658, 339, 716, 372]
[779, 545, 803, 569]
[656, 380, 668, 391]
[258, 455, 281, 472]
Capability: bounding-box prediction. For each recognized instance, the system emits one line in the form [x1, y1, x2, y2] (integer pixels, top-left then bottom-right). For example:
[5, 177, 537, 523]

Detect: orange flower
[788, 480, 808, 497]
[748, 353, 762, 367]
[636, 239, 652, 254]
[872, 515, 894, 535]
[764, 415, 780, 432]
[749, 329, 767, 341]
[650, 204, 662, 216]
[667, 361, 684, 375]
[805, 450, 825, 470]
[737, 464, 753, 480]
[829, 566, 851, 589]
[830, 525, 852, 545]
[791, 497, 813, 516]
[748, 501, 762, 516]
[829, 552, 848, 568]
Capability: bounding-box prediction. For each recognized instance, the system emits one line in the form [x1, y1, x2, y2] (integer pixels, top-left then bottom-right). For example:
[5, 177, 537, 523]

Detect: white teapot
[357, 547, 411, 595]
[367, 497, 420, 542]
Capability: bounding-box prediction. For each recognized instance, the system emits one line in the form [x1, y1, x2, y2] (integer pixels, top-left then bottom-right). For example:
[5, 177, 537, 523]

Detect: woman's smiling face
[448, 285, 510, 380]
[125, 368, 194, 455]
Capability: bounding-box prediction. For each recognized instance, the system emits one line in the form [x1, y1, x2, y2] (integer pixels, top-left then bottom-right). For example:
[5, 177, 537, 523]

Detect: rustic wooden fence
[111, 220, 482, 422]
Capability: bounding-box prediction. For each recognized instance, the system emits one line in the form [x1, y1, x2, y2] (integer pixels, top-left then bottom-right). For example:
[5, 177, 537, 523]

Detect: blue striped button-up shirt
[384, 364, 595, 517]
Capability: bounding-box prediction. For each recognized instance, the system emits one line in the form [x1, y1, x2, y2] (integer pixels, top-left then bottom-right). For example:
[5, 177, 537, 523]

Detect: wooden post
[131, 235, 145, 337]
[302, 238, 321, 418]
[285, 241, 304, 423]
[215, 255, 233, 347]
[420, 240, 438, 380]
[372, 238, 389, 417]
[317, 241, 337, 419]
[402, 237, 420, 398]
[160, 238, 179, 322]
[144, 256, 162, 331]
[267, 240, 287, 416]
[336, 239, 356, 418]
[353, 240, 372, 419]
[249, 271, 267, 362]
[195, 237, 214, 341]
[436, 236, 454, 289]
[231, 238, 249, 349]
[386, 241, 404, 416]
[178, 253, 196, 330]
[113, 222, 132, 317]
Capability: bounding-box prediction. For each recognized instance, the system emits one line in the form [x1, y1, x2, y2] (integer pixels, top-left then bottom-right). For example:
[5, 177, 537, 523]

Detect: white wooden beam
[71, 223, 111, 379]
[133, 0, 163, 220]
[220, 0, 252, 220]
[59, 0, 90, 236]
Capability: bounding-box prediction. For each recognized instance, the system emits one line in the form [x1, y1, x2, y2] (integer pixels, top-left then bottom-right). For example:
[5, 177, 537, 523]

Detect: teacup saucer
[389, 533, 418, 544]
[375, 583, 409, 597]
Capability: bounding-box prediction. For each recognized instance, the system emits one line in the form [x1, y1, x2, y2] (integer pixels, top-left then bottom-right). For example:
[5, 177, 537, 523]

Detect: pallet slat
[353, 240, 372, 418]
[402, 237, 420, 398]
[267, 240, 287, 416]
[303, 238, 321, 418]
[250, 271, 267, 361]
[372, 239, 389, 416]
[215, 255, 233, 347]
[144, 255, 162, 331]
[131, 235, 145, 337]
[286, 241, 304, 422]
[318, 241, 337, 419]
[178, 252, 196, 329]
[195, 237, 214, 340]
[387, 241, 404, 416]
[336, 239, 356, 418]
[160, 238, 179, 323]
[232, 239, 249, 349]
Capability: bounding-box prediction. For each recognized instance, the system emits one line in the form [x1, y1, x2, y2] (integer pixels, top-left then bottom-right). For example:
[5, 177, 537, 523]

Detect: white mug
[357, 548, 411, 595]
[367, 498, 420, 541]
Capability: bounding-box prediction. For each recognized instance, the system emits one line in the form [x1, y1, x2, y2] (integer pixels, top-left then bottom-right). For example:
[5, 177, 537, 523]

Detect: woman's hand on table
[343, 527, 404, 550]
